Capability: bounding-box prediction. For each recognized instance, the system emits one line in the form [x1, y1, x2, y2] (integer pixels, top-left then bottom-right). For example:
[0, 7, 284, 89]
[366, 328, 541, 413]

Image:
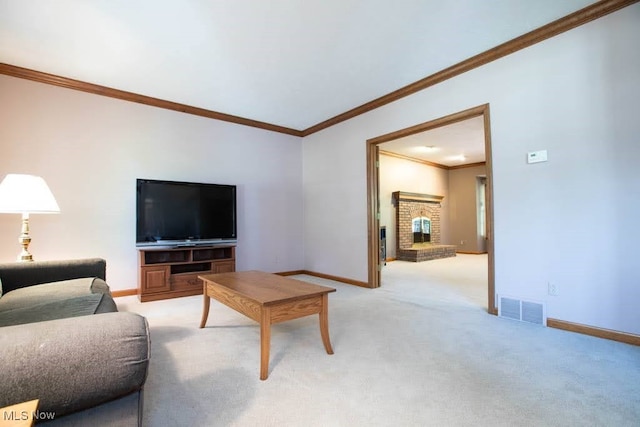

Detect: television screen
[136, 179, 237, 246]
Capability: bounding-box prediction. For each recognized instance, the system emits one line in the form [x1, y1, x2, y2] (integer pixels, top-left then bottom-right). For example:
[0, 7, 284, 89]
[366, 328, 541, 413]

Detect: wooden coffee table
[199, 270, 336, 380]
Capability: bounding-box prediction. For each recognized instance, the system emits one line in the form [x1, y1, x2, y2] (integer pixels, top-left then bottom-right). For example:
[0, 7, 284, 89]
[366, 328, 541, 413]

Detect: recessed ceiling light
[415, 145, 438, 153]
[447, 154, 466, 162]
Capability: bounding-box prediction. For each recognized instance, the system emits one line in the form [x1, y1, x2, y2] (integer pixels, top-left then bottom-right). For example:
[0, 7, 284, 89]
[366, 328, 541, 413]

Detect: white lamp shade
[0, 174, 60, 214]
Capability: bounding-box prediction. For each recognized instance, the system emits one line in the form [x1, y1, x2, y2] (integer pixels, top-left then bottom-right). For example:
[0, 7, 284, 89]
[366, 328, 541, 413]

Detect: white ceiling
[379, 116, 486, 167]
[0, 0, 594, 131]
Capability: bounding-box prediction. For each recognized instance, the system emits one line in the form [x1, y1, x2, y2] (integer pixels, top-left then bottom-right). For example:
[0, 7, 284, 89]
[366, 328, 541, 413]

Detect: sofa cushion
[0, 277, 110, 312]
[0, 258, 106, 295]
[0, 312, 149, 417]
[0, 293, 117, 327]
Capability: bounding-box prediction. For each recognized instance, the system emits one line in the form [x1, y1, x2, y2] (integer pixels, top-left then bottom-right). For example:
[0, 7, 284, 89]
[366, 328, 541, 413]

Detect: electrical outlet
[548, 282, 559, 296]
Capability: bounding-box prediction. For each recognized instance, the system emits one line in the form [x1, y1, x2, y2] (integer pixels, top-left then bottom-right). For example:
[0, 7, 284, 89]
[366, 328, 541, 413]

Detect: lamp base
[18, 251, 34, 262]
[18, 213, 34, 262]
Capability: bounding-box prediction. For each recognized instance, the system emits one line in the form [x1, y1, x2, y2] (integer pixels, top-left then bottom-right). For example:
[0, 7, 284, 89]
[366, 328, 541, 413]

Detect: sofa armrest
[0, 258, 106, 294]
[0, 312, 149, 417]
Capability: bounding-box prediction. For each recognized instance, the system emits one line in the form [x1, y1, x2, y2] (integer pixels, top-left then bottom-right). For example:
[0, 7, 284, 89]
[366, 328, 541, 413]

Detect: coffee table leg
[260, 307, 271, 380]
[320, 294, 334, 354]
[199, 291, 210, 329]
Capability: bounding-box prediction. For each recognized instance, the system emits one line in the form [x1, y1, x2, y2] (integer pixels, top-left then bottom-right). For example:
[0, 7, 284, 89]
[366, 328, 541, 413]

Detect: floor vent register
[498, 296, 546, 326]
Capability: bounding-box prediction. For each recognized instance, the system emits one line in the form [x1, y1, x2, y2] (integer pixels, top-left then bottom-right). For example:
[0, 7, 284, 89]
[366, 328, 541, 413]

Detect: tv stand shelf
[138, 245, 235, 302]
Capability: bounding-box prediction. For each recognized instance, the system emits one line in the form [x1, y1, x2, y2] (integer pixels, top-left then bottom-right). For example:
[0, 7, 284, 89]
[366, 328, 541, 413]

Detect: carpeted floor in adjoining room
[116, 254, 640, 427]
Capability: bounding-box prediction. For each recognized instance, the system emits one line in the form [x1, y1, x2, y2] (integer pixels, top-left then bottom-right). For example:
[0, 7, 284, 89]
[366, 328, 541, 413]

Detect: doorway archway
[366, 103, 497, 314]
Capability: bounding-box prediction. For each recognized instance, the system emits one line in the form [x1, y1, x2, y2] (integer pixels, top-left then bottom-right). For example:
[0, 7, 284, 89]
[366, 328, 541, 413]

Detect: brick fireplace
[392, 191, 456, 262]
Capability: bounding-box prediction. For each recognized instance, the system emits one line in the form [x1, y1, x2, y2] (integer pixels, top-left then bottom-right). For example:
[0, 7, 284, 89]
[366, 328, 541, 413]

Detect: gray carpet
[117, 255, 640, 426]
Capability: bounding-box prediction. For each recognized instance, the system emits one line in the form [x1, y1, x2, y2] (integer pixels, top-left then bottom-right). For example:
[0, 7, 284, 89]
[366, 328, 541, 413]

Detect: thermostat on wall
[527, 150, 548, 164]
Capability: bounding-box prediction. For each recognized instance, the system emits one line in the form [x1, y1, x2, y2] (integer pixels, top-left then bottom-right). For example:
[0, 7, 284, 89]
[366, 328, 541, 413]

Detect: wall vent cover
[498, 295, 546, 325]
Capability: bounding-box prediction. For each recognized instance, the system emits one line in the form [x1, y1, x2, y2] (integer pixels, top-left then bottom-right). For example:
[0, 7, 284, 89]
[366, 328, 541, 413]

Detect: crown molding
[301, 0, 639, 136]
[380, 149, 487, 170]
[448, 162, 487, 171]
[0, 0, 636, 137]
[380, 150, 449, 170]
[0, 63, 303, 137]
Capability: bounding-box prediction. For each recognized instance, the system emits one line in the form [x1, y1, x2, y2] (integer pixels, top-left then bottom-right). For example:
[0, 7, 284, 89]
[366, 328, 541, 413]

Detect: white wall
[1, 5, 638, 335]
[378, 154, 450, 258]
[0, 76, 304, 291]
[302, 6, 640, 334]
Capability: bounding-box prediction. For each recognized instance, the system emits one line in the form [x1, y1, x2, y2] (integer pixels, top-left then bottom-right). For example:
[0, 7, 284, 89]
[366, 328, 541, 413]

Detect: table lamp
[0, 174, 60, 261]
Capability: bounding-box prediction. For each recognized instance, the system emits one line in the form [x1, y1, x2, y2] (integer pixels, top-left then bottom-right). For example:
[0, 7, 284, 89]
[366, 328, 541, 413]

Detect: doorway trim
[366, 103, 497, 314]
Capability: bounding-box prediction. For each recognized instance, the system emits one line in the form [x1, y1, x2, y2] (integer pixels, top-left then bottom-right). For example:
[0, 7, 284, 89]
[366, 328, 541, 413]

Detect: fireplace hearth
[392, 191, 456, 262]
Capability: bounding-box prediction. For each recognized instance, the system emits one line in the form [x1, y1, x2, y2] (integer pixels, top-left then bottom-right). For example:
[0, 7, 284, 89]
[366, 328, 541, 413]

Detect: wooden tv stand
[138, 245, 235, 302]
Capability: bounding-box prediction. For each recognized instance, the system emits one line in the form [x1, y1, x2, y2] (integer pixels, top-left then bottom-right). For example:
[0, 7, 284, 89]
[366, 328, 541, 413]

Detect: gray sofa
[0, 258, 149, 426]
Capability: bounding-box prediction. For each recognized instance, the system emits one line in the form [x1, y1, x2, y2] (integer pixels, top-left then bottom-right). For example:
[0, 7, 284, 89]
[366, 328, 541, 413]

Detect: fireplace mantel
[393, 191, 444, 247]
[392, 191, 444, 204]
[392, 190, 455, 262]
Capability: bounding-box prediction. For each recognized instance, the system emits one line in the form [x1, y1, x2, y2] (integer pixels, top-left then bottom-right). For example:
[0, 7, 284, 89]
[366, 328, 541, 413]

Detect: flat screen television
[136, 178, 237, 247]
